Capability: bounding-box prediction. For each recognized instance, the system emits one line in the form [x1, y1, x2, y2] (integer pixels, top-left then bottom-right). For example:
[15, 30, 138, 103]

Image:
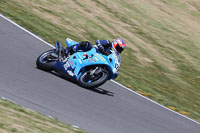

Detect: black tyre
[78, 68, 109, 88]
[36, 49, 57, 71]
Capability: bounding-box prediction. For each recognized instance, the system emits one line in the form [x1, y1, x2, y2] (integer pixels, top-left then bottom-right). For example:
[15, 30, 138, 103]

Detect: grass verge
[0, 98, 85, 133]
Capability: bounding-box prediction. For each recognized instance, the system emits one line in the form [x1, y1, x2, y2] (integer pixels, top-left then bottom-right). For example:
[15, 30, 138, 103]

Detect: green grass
[0, 98, 85, 133]
[0, 0, 200, 122]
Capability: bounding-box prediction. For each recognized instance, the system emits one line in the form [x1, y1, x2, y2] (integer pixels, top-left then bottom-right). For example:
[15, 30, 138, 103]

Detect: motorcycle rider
[64, 38, 125, 56]
[96, 38, 125, 55]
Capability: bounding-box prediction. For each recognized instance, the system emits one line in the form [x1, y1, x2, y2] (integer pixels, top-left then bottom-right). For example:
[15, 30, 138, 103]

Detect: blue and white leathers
[54, 38, 121, 81]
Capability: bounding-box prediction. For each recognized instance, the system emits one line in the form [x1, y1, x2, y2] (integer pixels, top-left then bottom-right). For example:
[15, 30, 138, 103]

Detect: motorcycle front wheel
[78, 67, 109, 88]
[36, 49, 58, 71]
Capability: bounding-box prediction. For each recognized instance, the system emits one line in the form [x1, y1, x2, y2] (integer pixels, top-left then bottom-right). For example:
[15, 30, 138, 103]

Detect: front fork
[90, 67, 103, 76]
[56, 42, 62, 62]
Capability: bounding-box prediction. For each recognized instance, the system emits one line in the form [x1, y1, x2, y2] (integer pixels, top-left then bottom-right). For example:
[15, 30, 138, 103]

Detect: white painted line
[72, 125, 80, 130]
[48, 115, 54, 119]
[0, 14, 55, 49]
[1, 96, 6, 100]
[111, 80, 200, 125]
[0, 95, 17, 105]
[0, 14, 200, 125]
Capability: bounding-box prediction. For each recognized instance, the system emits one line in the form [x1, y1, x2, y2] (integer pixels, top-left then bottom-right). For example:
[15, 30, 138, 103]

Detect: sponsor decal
[67, 70, 75, 76]
[69, 59, 74, 66]
[87, 59, 91, 63]
[78, 59, 82, 64]
[94, 53, 105, 61]
[95, 57, 99, 61]
[91, 58, 96, 62]
[63, 62, 70, 70]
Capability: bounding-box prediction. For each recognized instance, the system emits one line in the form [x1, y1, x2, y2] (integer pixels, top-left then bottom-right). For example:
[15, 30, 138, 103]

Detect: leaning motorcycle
[36, 38, 121, 88]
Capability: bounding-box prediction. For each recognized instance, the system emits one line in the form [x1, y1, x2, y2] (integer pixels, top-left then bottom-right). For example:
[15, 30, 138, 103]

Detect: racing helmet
[112, 38, 125, 53]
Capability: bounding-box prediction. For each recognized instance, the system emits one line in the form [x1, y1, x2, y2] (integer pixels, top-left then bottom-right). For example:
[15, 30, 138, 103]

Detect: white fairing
[112, 50, 121, 74]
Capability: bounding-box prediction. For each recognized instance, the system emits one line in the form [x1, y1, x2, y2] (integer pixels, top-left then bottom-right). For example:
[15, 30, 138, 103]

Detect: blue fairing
[54, 38, 121, 81]
[66, 38, 79, 47]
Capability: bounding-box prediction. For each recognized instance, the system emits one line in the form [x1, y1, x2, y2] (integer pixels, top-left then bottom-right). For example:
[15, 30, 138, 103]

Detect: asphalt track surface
[0, 15, 200, 133]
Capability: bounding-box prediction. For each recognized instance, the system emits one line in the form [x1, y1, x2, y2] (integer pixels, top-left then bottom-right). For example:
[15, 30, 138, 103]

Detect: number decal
[115, 63, 120, 71]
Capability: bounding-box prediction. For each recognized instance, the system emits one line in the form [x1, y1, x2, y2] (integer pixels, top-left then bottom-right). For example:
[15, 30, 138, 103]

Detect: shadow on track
[36, 68, 115, 97]
[50, 71, 115, 96]
[90, 87, 114, 97]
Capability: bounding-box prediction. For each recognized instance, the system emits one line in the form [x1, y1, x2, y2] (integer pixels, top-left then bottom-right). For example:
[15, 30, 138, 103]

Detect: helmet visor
[116, 44, 124, 53]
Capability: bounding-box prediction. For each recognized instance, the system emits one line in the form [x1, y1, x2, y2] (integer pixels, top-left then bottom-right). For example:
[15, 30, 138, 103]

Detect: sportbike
[36, 38, 121, 88]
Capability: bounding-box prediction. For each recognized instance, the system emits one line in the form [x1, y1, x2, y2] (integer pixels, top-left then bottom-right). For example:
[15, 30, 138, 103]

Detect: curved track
[0, 15, 199, 133]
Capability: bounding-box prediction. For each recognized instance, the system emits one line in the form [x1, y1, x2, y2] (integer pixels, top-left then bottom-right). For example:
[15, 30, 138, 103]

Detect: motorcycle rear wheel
[78, 68, 109, 88]
[36, 49, 57, 71]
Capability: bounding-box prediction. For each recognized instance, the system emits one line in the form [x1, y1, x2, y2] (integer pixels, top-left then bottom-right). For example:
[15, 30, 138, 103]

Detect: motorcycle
[36, 38, 121, 88]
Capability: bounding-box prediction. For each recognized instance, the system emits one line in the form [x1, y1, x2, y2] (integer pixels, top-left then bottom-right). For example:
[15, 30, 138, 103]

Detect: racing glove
[64, 48, 69, 55]
[71, 45, 78, 52]
[66, 45, 78, 55]
[107, 40, 112, 46]
[97, 44, 105, 53]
